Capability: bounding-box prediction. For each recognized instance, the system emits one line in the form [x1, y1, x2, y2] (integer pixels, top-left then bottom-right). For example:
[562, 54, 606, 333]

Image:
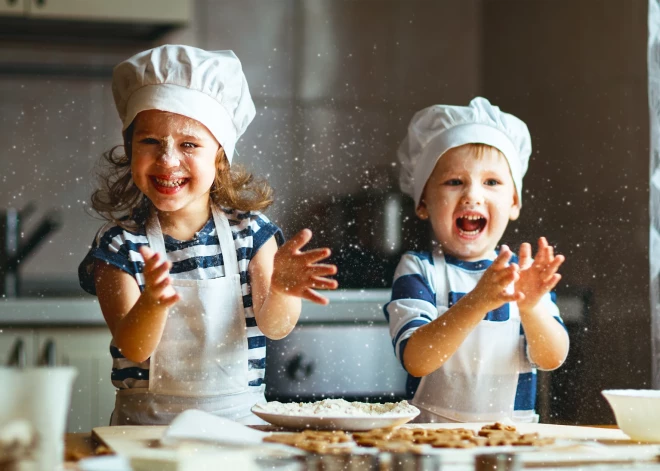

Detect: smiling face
[417, 144, 520, 261]
[130, 110, 221, 220]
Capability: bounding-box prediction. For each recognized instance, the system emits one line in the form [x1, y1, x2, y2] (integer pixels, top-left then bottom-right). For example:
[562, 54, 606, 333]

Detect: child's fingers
[536, 238, 556, 265]
[541, 273, 562, 291]
[301, 288, 330, 305]
[496, 264, 519, 285]
[501, 290, 524, 304]
[518, 243, 532, 269]
[543, 254, 565, 276]
[147, 260, 173, 285]
[300, 247, 333, 264]
[537, 237, 549, 250]
[283, 229, 313, 253]
[307, 264, 338, 276]
[309, 276, 339, 290]
[536, 254, 564, 283]
[493, 245, 513, 269]
[152, 276, 175, 296]
[546, 243, 555, 258]
[139, 246, 165, 273]
[139, 245, 155, 260]
[158, 292, 180, 308]
[141, 250, 161, 272]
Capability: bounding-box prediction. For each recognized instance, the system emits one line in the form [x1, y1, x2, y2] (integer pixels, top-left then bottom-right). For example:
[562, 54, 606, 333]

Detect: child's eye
[138, 138, 159, 145]
[484, 179, 500, 186]
[444, 179, 462, 186]
[182, 142, 198, 149]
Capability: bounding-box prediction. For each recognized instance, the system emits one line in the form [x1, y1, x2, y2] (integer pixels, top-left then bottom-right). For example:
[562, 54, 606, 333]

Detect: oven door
[265, 324, 409, 402]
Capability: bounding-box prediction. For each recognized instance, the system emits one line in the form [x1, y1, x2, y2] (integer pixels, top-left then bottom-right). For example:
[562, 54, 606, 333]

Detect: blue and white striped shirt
[384, 250, 565, 417]
[78, 208, 284, 394]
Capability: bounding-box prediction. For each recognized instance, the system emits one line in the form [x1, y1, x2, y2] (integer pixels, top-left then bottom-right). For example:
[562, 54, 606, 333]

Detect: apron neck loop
[145, 205, 240, 278]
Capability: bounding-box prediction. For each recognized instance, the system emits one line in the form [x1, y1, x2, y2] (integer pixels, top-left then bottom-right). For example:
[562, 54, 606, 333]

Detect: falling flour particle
[253, 399, 418, 417]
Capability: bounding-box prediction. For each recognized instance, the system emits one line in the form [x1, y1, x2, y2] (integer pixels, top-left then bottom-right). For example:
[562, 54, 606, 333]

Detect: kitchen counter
[0, 298, 105, 326]
[62, 424, 660, 470]
[0, 290, 392, 326]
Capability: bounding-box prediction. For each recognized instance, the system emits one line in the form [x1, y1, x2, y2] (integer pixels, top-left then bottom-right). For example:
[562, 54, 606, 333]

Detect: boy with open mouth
[385, 97, 570, 423]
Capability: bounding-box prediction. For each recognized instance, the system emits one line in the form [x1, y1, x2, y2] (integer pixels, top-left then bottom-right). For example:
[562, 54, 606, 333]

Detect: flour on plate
[253, 399, 418, 417]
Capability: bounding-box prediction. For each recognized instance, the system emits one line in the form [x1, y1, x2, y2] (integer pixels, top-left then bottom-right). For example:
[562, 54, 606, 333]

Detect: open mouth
[150, 176, 190, 194]
[456, 214, 487, 236]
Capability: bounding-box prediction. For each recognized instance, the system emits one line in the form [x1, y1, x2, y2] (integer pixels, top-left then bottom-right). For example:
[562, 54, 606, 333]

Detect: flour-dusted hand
[472, 245, 523, 312]
[515, 237, 564, 313]
[271, 229, 338, 305]
[138, 246, 180, 308]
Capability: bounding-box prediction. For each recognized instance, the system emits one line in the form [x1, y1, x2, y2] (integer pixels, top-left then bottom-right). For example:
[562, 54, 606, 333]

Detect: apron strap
[431, 247, 447, 308]
[210, 206, 240, 278]
[146, 210, 166, 257]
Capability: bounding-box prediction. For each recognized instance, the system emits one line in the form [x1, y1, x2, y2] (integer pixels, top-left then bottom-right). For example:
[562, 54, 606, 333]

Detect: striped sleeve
[78, 222, 147, 295]
[384, 252, 439, 370]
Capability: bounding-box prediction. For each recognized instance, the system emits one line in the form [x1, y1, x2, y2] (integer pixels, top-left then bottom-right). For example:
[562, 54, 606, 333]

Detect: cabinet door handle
[7, 338, 26, 368]
[38, 339, 56, 367]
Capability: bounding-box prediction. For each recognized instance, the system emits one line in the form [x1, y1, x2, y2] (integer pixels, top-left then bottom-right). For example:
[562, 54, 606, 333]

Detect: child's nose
[461, 184, 484, 205]
[157, 147, 180, 167]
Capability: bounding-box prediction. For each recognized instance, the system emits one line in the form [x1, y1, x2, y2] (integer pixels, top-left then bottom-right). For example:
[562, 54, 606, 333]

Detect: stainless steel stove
[265, 290, 409, 403]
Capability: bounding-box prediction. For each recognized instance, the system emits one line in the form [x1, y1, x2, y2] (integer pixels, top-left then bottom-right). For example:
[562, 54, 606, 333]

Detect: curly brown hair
[90, 123, 274, 229]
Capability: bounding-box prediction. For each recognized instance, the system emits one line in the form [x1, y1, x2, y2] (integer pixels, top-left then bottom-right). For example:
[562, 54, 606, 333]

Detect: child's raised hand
[271, 229, 338, 305]
[515, 237, 565, 313]
[472, 245, 523, 311]
[138, 246, 180, 308]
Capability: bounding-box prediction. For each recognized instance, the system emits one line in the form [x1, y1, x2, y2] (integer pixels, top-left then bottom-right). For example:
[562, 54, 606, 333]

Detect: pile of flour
[254, 399, 418, 417]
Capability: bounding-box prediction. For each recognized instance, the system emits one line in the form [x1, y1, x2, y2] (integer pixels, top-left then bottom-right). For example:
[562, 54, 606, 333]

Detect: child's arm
[403, 247, 522, 377]
[94, 246, 179, 363]
[250, 229, 338, 339]
[515, 237, 569, 370]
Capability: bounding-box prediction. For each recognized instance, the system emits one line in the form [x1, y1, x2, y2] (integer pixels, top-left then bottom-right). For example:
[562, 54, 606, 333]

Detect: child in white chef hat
[385, 97, 569, 423]
[79, 45, 338, 426]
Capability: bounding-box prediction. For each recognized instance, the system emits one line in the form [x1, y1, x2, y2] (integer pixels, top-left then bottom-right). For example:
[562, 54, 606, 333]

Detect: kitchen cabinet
[0, 326, 114, 433]
[35, 328, 114, 432]
[0, 327, 35, 366]
[25, 0, 191, 23]
[0, 0, 191, 23]
[0, 0, 24, 15]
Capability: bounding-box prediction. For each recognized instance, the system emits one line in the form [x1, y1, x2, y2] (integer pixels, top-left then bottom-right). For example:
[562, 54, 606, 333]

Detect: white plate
[77, 455, 132, 471]
[251, 406, 420, 431]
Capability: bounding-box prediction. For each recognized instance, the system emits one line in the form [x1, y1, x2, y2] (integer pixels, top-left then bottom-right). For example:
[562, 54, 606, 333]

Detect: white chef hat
[398, 97, 531, 208]
[112, 44, 256, 164]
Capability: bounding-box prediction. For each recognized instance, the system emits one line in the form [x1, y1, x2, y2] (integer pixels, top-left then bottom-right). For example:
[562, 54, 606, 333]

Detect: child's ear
[416, 200, 430, 220]
[509, 193, 521, 221]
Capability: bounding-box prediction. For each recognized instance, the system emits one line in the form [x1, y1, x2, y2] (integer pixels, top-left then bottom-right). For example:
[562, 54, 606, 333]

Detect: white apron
[111, 205, 266, 425]
[411, 249, 532, 423]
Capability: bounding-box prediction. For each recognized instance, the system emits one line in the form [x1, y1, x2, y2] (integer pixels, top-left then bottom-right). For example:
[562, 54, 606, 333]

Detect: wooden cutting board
[92, 425, 167, 455]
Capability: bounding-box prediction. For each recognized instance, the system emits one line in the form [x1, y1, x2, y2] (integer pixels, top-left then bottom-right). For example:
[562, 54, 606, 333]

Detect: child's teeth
[155, 178, 184, 187]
